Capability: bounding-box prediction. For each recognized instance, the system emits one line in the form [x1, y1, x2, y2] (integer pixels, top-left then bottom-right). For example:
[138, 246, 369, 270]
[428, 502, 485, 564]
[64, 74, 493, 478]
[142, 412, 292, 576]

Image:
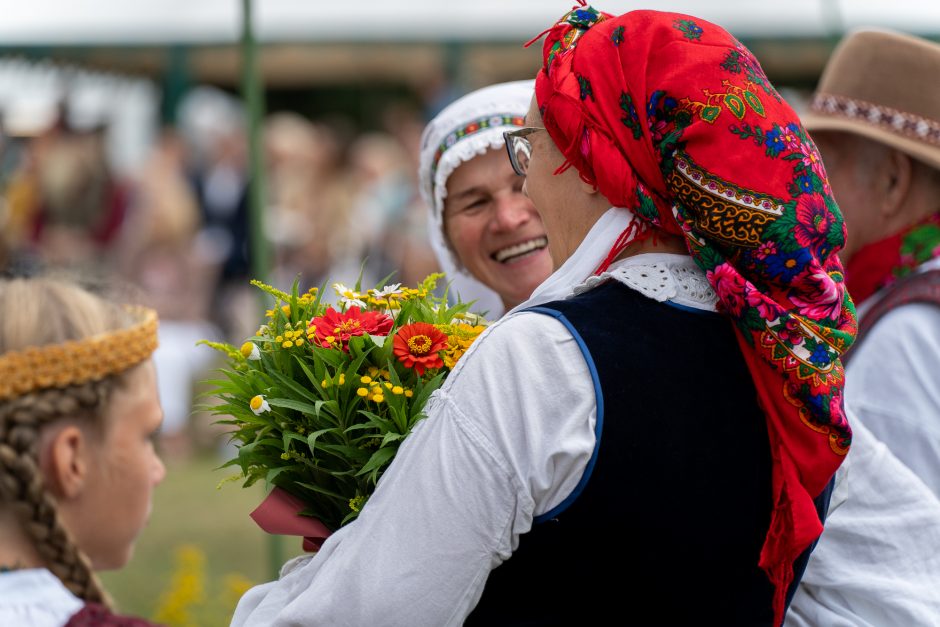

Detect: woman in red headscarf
[232, 8, 854, 627]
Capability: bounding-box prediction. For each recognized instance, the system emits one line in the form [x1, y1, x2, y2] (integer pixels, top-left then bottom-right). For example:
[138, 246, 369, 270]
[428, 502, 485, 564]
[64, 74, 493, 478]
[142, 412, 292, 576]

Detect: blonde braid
[0, 380, 114, 605]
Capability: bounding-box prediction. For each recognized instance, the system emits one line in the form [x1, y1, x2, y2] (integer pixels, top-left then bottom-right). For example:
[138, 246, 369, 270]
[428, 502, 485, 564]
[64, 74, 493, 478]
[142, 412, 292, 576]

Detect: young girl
[0, 276, 165, 626]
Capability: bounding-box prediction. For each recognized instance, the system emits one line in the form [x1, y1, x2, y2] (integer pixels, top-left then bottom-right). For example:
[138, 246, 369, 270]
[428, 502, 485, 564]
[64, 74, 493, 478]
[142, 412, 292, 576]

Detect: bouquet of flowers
[200, 274, 487, 539]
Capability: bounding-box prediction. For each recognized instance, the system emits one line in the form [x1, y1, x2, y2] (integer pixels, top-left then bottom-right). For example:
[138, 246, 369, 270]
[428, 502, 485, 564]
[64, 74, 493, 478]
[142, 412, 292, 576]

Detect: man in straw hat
[783, 27, 940, 626]
[802, 29, 940, 499]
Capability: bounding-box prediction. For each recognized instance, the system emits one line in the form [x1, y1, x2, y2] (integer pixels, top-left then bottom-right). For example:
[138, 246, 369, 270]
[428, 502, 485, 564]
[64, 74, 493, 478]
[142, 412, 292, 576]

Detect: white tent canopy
[1, 0, 939, 45]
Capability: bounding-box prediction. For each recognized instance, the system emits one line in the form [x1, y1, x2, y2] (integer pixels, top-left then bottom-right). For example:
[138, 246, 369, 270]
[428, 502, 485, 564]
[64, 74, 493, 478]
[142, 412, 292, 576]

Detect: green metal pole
[240, 0, 282, 580]
[242, 0, 270, 284]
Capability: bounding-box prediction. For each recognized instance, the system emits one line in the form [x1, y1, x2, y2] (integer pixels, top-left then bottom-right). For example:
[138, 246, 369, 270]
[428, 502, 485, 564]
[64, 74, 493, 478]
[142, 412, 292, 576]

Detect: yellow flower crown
[0, 306, 159, 401]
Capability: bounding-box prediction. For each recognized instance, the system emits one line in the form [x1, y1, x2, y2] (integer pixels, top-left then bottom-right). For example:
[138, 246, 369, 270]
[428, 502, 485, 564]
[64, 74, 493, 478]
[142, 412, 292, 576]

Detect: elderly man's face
[812, 132, 885, 263]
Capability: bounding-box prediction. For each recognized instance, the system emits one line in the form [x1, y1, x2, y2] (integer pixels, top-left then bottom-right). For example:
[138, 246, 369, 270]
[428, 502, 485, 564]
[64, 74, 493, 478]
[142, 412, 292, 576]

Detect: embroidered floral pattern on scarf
[532, 6, 857, 625]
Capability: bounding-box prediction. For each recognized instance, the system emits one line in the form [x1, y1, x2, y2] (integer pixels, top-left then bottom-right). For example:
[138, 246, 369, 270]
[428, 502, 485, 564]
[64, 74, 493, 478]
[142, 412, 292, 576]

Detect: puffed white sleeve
[230, 310, 598, 627]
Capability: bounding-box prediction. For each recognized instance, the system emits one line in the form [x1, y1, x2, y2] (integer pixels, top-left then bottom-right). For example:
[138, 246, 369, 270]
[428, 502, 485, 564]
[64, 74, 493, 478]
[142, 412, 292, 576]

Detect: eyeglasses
[503, 127, 545, 176]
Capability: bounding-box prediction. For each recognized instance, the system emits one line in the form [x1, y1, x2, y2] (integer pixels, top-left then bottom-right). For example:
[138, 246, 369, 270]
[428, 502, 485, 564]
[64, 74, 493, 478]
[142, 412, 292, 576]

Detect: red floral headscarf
[533, 6, 856, 624]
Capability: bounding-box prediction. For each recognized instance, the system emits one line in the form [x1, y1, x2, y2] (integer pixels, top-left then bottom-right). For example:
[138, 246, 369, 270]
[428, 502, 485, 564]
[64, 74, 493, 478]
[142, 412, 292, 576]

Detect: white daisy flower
[332, 283, 367, 309]
[249, 394, 271, 415]
[240, 341, 261, 360]
[373, 283, 403, 299]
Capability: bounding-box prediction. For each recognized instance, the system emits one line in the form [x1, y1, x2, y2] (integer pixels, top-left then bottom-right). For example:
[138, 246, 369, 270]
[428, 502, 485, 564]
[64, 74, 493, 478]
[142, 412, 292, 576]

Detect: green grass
[99, 451, 306, 626]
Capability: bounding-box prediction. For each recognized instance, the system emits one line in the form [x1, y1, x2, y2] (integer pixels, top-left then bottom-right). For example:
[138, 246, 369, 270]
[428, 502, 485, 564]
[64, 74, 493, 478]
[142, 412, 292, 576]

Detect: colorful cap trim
[429, 114, 526, 182]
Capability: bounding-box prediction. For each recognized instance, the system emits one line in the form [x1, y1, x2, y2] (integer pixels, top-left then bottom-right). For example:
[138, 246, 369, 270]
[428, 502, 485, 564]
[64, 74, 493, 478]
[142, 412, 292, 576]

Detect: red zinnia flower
[393, 322, 447, 375]
[308, 306, 393, 351]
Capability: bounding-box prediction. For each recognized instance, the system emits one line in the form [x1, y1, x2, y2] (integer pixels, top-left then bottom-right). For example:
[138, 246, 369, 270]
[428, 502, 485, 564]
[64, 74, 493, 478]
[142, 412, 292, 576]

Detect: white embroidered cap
[419, 80, 535, 318]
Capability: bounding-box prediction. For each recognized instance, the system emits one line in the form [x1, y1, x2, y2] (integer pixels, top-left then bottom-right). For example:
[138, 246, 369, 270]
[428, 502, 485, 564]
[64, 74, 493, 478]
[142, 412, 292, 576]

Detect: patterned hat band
[810, 92, 940, 147]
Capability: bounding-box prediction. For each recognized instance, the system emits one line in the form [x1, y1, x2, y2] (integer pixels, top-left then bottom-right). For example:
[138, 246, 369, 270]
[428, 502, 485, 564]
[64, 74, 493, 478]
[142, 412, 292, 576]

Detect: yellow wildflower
[392, 386, 404, 395]
[356, 388, 369, 397]
[441, 323, 486, 369]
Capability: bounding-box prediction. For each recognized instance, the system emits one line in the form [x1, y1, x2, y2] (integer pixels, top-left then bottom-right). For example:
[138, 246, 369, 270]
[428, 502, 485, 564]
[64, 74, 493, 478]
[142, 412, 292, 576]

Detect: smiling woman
[419, 80, 553, 318]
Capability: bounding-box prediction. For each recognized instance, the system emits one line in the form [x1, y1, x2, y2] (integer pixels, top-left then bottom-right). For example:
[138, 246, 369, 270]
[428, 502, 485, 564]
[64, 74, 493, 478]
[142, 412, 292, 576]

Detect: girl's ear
[42, 425, 91, 500]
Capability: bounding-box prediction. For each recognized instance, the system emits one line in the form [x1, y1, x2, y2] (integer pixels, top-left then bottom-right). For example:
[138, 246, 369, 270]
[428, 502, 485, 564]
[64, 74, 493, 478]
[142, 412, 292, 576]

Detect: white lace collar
[574, 253, 718, 311]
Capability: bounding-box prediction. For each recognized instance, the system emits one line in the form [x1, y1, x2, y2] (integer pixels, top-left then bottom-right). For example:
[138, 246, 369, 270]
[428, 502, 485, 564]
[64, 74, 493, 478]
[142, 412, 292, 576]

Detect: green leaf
[380, 431, 405, 447]
[266, 368, 321, 405]
[265, 466, 293, 484]
[356, 446, 396, 478]
[411, 371, 445, 410]
[306, 427, 337, 456]
[268, 397, 324, 416]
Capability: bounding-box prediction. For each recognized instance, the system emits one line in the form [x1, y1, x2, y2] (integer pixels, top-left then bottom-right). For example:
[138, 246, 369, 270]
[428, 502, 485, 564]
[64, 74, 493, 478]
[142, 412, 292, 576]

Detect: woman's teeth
[493, 237, 548, 263]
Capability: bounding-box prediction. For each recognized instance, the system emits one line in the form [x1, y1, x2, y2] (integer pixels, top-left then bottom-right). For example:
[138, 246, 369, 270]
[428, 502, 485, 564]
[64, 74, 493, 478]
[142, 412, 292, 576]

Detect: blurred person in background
[418, 79, 551, 318]
[115, 125, 223, 460]
[31, 109, 128, 273]
[341, 129, 436, 290]
[0, 276, 165, 626]
[264, 112, 324, 287]
[264, 113, 354, 290]
[191, 122, 251, 340]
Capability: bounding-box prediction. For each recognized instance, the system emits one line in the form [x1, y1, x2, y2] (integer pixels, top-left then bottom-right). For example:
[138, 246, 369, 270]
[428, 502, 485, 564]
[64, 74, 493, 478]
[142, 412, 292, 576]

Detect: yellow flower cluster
[275, 327, 306, 349]
[259, 286, 318, 320]
[366, 295, 401, 309]
[154, 545, 206, 627]
[297, 287, 319, 307]
[0, 306, 159, 401]
[355, 366, 413, 403]
[322, 373, 346, 387]
[152, 544, 256, 627]
[438, 323, 486, 369]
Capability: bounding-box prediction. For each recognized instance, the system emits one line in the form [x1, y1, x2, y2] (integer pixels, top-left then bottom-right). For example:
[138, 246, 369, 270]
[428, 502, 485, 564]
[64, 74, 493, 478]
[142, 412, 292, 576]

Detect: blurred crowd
[0, 85, 441, 458]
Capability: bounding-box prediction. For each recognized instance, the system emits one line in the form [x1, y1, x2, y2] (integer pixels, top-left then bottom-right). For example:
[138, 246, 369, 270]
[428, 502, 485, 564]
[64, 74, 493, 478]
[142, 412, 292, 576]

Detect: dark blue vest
[465, 281, 828, 626]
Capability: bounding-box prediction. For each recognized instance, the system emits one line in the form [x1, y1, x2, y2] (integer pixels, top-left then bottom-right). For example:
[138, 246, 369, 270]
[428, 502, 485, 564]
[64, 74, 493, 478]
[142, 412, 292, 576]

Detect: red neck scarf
[846, 213, 940, 304]
[533, 7, 856, 625]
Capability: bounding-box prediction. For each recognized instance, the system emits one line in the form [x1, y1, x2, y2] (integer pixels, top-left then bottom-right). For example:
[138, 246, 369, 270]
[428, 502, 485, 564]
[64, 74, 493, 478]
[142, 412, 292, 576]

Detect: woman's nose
[493, 194, 533, 231]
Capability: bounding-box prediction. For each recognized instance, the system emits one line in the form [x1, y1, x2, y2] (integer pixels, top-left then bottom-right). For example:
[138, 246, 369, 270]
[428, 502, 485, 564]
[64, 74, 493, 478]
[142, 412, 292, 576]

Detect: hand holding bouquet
[201, 274, 487, 538]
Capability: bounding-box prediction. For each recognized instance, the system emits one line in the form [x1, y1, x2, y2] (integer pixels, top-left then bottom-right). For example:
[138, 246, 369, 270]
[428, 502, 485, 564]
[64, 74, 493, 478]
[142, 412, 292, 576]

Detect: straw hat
[802, 28, 940, 171]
